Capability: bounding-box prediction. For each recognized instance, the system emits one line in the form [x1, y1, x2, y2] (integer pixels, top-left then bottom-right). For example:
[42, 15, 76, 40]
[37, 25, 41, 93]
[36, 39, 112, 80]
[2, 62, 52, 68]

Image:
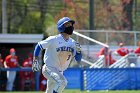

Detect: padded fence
[64, 68, 140, 90]
[64, 68, 82, 89]
[1, 68, 140, 91]
[82, 68, 140, 90]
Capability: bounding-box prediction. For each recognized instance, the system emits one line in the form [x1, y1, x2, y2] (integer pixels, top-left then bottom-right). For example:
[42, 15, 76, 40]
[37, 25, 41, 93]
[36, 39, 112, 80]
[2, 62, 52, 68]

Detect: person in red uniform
[97, 47, 105, 56]
[20, 53, 34, 91]
[4, 48, 19, 91]
[114, 43, 129, 56]
[0, 53, 4, 68]
[0, 53, 5, 91]
[106, 50, 116, 66]
[40, 74, 47, 91]
[98, 47, 116, 66]
[135, 41, 140, 56]
[23, 53, 33, 67]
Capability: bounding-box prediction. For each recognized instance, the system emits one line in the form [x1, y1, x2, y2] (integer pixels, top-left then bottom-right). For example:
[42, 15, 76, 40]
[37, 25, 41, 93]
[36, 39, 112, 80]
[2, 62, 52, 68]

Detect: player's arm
[33, 36, 52, 59]
[75, 52, 82, 62]
[33, 43, 41, 60]
[32, 43, 41, 72]
[4, 57, 9, 68]
[113, 49, 119, 56]
[4, 61, 8, 68]
[32, 37, 53, 71]
[74, 42, 82, 62]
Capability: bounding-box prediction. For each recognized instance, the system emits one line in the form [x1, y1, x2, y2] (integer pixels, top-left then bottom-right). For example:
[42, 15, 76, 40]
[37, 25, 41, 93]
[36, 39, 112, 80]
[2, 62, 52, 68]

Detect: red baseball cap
[119, 43, 124, 47]
[10, 48, 15, 53]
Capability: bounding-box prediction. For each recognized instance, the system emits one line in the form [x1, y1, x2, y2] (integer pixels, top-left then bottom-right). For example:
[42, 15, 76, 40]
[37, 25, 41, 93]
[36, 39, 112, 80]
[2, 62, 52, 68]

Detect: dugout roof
[0, 34, 43, 43]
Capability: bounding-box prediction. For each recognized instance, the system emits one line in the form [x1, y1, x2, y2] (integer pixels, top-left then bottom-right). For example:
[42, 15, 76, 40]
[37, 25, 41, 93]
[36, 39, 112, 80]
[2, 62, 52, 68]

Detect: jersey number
[67, 55, 71, 61]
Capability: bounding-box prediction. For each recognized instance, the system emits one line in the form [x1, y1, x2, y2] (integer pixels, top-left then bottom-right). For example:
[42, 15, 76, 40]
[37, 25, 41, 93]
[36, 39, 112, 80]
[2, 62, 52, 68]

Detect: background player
[20, 53, 34, 91]
[32, 17, 82, 93]
[40, 74, 47, 91]
[0, 53, 4, 68]
[114, 42, 129, 56]
[135, 41, 140, 56]
[4, 48, 19, 91]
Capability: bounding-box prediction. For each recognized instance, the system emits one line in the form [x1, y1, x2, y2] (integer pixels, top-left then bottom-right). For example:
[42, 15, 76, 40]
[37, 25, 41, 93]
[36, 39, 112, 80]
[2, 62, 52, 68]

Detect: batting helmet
[57, 17, 75, 32]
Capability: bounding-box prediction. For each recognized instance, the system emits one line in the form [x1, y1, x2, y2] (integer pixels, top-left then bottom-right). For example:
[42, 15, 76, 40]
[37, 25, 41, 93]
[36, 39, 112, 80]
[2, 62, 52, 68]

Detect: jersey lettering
[56, 46, 74, 53]
[67, 55, 71, 61]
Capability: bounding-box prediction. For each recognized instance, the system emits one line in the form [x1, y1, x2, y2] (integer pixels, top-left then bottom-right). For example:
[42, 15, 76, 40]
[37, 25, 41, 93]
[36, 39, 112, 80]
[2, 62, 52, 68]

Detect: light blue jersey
[38, 34, 77, 71]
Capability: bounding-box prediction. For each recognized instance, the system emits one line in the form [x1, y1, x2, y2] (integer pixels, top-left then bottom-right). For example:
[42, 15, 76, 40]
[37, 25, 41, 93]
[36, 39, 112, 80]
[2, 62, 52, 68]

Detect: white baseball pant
[6, 71, 16, 91]
[42, 65, 67, 93]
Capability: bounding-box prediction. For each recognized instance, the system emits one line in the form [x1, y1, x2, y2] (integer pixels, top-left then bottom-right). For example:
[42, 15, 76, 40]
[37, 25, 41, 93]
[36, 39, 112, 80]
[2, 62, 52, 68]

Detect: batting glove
[32, 59, 41, 72]
[76, 42, 81, 53]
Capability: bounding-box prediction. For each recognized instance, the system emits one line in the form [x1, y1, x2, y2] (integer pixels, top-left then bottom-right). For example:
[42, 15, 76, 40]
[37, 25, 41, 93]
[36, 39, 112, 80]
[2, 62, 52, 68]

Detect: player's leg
[6, 71, 16, 91]
[45, 79, 56, 93]
[53, 72, 67, 93]
[42, 65, 67, 93]
[6, 71, 10, 91]
[42, 65, 56, 93]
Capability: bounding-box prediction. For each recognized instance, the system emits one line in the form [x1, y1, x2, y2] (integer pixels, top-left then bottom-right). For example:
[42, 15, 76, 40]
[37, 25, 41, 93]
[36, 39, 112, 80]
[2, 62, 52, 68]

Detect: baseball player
[32, 17, 82, 93]
[4, 48, 19, 91]
[20, 53, 34, 90]
[114, 43, 129, 56]
[0, 53, 4, 68]
[135, 41, 140, 56]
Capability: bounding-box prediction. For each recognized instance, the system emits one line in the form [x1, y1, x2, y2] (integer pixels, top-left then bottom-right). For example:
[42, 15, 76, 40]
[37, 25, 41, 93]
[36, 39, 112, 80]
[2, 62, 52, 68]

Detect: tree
[55, 0, 89, 29]
[121, 0, 133, 31]
[4, 0, 52, 34]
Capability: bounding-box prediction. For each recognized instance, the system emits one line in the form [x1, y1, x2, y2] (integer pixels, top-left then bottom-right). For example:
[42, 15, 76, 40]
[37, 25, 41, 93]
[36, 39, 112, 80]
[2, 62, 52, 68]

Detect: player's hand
[32, 59, 41, 72]
[76, 42, 81, 53]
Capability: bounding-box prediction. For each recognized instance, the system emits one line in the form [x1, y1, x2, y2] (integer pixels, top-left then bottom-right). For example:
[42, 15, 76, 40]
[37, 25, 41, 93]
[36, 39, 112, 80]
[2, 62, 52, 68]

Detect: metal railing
[82, 53, 140, 68]
[75, 30, 140, 46]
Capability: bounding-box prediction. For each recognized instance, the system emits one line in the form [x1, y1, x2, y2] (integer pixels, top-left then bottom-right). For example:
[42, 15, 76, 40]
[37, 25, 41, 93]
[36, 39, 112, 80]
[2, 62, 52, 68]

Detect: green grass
[0, 90, 140, 93]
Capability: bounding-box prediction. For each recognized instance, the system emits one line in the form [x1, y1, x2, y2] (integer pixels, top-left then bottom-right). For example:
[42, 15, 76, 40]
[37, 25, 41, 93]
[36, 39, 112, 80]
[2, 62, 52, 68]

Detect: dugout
[0, 34, 43, 63]
[0, 34, 43, 91]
